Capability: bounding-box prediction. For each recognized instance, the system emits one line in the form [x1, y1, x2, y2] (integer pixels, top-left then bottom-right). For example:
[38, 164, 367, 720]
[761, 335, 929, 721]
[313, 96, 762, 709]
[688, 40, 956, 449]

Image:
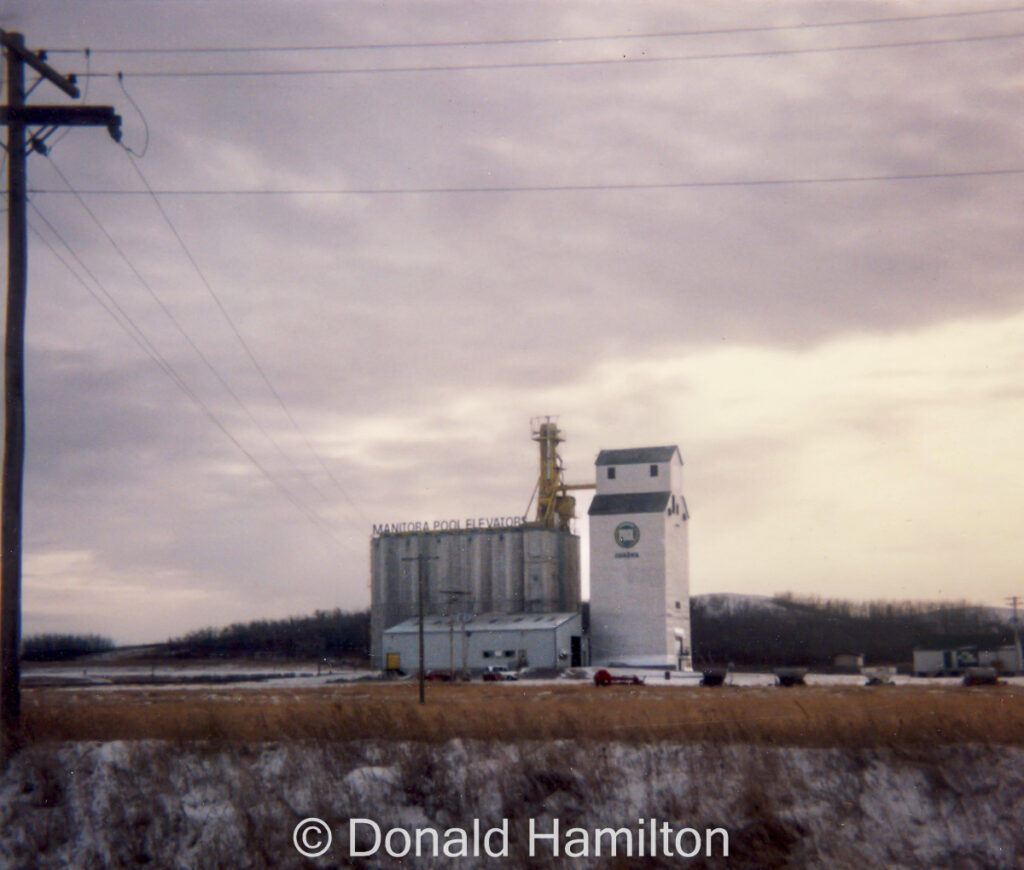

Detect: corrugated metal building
[370, 526, 580, 669]
[381, 611, 585, 672]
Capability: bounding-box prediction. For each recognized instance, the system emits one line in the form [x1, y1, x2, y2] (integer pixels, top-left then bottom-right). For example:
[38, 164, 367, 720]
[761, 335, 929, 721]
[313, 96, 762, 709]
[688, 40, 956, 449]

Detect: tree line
[167, 608, 370, 660]
[21, 633, 115, 661]
[692, 593, 1013, 668]
[23, 595, 1010, 668]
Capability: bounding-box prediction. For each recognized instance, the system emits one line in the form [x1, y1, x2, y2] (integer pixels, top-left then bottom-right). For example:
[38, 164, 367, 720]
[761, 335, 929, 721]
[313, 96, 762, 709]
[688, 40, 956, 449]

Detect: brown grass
[17, 682, 1024, 747]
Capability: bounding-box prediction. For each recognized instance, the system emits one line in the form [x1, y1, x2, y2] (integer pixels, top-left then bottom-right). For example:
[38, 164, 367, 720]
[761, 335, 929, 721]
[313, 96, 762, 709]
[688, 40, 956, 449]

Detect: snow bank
[2, 740, 1021, 868]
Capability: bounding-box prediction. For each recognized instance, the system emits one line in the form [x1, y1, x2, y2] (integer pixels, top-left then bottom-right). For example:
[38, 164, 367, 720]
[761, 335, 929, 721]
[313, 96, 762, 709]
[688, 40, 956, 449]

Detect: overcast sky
[2, 1, 1022, 643]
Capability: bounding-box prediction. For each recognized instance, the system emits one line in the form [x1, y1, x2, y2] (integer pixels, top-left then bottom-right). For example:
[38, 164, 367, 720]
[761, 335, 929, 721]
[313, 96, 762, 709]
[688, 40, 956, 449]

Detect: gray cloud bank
[4, 1, 1022, 640]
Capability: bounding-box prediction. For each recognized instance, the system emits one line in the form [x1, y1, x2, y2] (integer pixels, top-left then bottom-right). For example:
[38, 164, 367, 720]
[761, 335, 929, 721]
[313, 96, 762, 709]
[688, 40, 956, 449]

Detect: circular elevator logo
[614, 521, 640, 549]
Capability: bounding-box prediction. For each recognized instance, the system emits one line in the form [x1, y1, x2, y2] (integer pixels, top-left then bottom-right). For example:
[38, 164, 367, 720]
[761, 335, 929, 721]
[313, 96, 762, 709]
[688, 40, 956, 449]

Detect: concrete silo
[369, 419, 588, 670]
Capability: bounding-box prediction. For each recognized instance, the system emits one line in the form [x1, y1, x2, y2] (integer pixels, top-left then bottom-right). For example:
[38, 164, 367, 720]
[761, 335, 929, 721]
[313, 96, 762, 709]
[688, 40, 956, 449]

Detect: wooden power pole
[401, 553, 437, 704]
[1009, 596, 1023, 675]
[0, 30, 120, 753]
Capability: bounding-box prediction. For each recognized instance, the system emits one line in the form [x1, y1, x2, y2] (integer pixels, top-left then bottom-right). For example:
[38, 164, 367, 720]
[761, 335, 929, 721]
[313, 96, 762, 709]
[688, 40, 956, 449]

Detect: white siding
[589, 447, 691, 669]
[382, 613, 584, 671]
[598, 461, 668, 495]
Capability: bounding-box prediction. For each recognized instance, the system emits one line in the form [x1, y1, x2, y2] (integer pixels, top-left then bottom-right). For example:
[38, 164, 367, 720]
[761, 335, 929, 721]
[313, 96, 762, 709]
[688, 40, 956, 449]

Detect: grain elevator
[588, 446, 691, 669]
[370, 420, 588, 671]
[369, 422, 692, 672]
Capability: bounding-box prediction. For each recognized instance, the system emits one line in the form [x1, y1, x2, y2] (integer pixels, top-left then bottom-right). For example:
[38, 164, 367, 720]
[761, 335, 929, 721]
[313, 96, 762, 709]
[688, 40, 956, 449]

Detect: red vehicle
[424, 670, 453, 681]
[593, 669, 644, 687]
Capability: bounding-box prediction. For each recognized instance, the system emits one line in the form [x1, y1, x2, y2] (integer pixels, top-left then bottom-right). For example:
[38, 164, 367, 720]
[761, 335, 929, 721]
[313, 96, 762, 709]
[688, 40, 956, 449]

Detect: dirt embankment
[2, 739, 1022, 869]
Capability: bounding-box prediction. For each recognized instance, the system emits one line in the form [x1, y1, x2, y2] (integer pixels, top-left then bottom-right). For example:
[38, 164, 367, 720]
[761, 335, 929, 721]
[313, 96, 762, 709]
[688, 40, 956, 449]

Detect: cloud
[7, 0, 1024, 641]
[23, 549, 249, 643]
[545, 311, 1024, 602]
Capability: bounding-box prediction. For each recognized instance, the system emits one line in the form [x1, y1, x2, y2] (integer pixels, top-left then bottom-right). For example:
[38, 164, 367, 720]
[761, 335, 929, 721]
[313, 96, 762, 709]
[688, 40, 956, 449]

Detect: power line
[26, 167, 1024, 199]
[116, 72, 149, 158]
[46, 47, 92, 156]
[120, 150, 370, 526]
[70, 30, 1024, 79]
[31, 207, 355, 554]
[46, 154, 316, 496]
[38, 160, 354, 551]
[46, 6, 1024, 54]
[29, 204, 193, 388]
[116, 149, 339, 509]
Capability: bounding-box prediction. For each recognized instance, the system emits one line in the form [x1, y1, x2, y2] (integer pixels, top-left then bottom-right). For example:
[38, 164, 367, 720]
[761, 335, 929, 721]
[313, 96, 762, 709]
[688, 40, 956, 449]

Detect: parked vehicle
[862, 666, 896, 686]
[700, 667, 728, 687]
[773, 667, 808, 687]
[593, 669, 644, 687]
[963, 667, 1000, 687]
[482, 666, 518, 681]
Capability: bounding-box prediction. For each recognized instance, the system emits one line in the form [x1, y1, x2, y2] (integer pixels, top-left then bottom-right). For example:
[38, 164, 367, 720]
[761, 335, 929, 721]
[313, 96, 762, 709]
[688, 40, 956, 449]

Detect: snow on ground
[24, 660, 1024, 692]
[2, 738, 1022, 869]
[21, 663, 380, 691]
[694, 592, 789, 615]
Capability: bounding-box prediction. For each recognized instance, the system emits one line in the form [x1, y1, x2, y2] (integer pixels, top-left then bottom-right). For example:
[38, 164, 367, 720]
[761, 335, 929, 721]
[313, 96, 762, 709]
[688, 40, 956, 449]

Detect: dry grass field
[7, 681, 1024, 867]
[19, 681, 1024, 746]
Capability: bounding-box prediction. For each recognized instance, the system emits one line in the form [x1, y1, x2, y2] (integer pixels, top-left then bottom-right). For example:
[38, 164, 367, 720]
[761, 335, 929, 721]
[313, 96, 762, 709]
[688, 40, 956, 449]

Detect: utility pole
[440, 588, 469, 680]
[0, 31, 121, 752]
[1008, 596, 1023, 675]
[401, 553, 437, 704]
[461, 613, 469, 680]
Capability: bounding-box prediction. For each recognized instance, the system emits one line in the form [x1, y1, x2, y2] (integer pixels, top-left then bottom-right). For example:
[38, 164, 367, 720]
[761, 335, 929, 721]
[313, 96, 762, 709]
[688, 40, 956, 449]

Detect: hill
[691, 592, 1014, 668]
[165, 608, 370, 662]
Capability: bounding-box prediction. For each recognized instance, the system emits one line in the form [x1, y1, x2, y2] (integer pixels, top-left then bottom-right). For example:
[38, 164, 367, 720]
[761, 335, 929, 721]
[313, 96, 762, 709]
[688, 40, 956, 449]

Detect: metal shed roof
[383, 612, 579, 635]
[595, 446, 681, 466]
